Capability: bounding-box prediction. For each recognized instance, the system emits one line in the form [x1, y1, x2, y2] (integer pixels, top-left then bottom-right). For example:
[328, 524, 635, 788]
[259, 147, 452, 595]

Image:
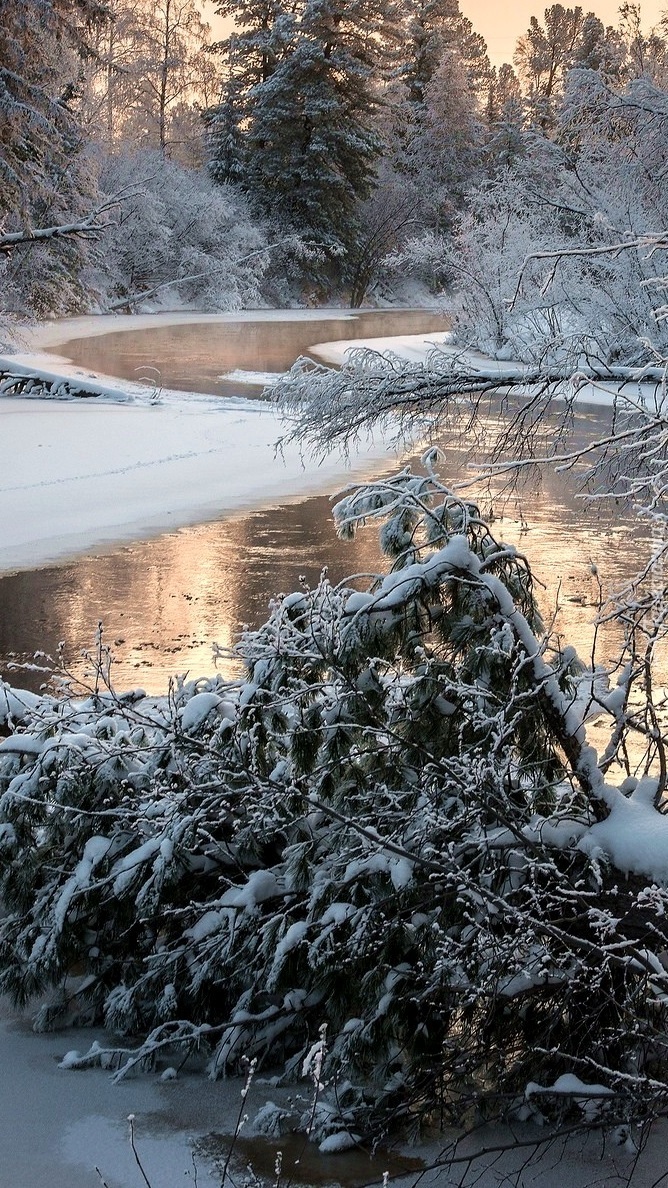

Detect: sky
[204, 0, 667, 67]
[459, 0, 666, 66]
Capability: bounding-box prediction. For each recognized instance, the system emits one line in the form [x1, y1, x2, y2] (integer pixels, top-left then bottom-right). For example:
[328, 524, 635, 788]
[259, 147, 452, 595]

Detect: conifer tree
[382, 0, 489, 233]
[207, 0, 396, 261]
[403, 0, 489, 105]
[0, 0, 106, 221]
[0, 0, 108, 312]
[3, 464, 668, 1145]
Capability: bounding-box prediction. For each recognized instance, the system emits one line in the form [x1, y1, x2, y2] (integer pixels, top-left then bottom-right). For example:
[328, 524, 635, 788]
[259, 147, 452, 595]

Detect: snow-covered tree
[401, 0, 489, 106]
[207, 0, 400, 269]
[87, 150, 270, 309]
[345, 161, 419, 306]
[0, 0, 111, 313]
[0, 0, 105, 221]
[621, 1, 668, 83]
[513, 3, 667, 124]
[81, 0, 216, 162]
[3, 458, 668, 1149]
[399, 67, 668, 368]
[380, 0, 489, 234]
[484, 63, 526, 170]
[514, 4, 594, 124]
[205, 0, 293, 188]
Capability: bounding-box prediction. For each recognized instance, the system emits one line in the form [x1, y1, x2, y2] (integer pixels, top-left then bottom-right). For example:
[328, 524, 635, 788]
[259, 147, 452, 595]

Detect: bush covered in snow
[88, 152, 273, 312]
[2, 464, 668, 1146]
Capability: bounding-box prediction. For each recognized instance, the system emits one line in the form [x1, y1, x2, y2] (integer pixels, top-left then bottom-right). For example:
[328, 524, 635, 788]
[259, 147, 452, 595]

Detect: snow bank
[0, 313, 394, 575]
[0, 394, 392, 574]
[219, 369, 286, 385]
[310, 331, 453, 366]
[9, 308, 357, 354]
[309, 333, 658, 408]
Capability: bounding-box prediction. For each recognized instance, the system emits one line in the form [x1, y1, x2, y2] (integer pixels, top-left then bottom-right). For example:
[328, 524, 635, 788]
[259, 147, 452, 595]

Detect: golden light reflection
[0, 429, 662, 699]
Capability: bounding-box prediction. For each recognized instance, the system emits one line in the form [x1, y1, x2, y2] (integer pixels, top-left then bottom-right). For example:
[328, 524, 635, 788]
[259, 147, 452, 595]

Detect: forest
[5, 0, 668, 1182]
[3, 0, 668, 325]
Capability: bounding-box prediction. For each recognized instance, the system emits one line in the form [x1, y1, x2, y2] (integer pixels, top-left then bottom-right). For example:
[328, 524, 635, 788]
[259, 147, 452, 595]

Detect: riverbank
[0, 311, 452, 575]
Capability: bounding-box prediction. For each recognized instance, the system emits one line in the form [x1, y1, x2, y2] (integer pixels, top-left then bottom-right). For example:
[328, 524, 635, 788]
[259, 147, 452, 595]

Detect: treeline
[1, 0, 668, 315]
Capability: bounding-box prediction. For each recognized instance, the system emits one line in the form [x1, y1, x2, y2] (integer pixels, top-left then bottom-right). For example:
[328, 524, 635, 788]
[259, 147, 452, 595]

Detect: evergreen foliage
[3, 465, 668, 1144]
[0, 0, 105, 221]
[0, 0, 108, 312]
[207, 0, 398, 262]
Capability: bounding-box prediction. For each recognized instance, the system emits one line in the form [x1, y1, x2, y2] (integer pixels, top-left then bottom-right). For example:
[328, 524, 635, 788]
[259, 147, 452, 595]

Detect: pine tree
[3, 464, 668, 1144]
[484, 63, 526, 171]
[0, 0, 108, 312]
[402, 0, 489, 106]
[381, 0, 490, 233]
[0, 0, 106, 221]
[207, 0, 396, 261]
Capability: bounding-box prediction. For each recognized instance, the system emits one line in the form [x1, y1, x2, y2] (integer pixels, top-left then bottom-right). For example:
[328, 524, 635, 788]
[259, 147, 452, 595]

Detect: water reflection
[1, 311, 661, 698]
[57, 309, 449, 398]
[0, 430, 658, 696]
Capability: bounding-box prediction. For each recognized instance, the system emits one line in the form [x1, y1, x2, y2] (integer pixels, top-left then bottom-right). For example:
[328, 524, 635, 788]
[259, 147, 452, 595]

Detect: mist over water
[58, 308, 449, 397]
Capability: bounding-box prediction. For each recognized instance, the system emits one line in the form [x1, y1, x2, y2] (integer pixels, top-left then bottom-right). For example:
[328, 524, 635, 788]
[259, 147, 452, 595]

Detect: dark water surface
[0, 311, 659, 696]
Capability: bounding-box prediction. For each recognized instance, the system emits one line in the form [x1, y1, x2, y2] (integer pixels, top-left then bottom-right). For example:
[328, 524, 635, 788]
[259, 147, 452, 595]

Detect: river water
[0, 310, 658, 697]
[57, 308, 448, 397]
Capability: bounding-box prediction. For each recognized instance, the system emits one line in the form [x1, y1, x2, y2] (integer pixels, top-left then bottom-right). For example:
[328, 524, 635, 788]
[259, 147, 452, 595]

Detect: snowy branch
[0, 196, 125, 255]
[103, 235, 316, 312]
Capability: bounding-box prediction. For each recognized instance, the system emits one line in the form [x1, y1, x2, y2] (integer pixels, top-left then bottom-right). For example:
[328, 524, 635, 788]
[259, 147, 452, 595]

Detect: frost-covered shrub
[86, 151, 271, 311]
[445, 172, 575, 361]
[441, 72, 668, 367]
[2, 466, 668, 1144]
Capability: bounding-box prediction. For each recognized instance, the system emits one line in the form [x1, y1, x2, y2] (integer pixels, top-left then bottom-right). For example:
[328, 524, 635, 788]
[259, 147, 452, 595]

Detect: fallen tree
[1, 464, 668, 1159]
[0, 368, 112, 400]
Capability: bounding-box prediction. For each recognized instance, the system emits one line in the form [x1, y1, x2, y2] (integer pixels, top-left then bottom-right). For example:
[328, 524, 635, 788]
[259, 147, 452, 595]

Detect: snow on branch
[511, 231, 668, 310]
[0, 195, 126, 255]
[103, 234, 319, 312]
[271, 345, 666, 460]
[0, 368, 114, 401]
[2, 466, 668, 1147]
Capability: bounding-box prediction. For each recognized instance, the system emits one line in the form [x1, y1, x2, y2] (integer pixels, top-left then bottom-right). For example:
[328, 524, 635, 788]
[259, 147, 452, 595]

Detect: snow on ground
[0, 312, 393, 575]
[0, 393, 394, 575]
[5, 987, 668, 1188]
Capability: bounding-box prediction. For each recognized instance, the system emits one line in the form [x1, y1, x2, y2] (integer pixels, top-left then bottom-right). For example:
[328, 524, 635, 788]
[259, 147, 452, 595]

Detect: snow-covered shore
[0, 312, 399, 575]
[0, 311, 655, 578]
